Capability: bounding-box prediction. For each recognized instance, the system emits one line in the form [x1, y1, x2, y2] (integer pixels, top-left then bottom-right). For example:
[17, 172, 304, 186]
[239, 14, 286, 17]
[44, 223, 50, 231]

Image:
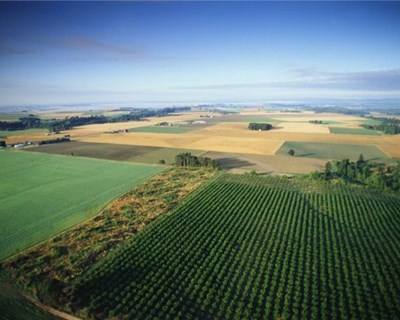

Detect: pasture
[278, 141, 388, 161]
[329, 126, 381, 135]
[0, 150, 163, 260]
[69, 174, 400, 319]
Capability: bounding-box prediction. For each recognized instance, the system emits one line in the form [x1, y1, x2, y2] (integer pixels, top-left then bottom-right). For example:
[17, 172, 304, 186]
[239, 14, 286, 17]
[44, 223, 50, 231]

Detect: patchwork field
[278, 141, 389, 161]
[27, 141, 205, 165]
[0, 150, 163, 260]
[66, 174, 400, 319]
[4, 110, 400, 172]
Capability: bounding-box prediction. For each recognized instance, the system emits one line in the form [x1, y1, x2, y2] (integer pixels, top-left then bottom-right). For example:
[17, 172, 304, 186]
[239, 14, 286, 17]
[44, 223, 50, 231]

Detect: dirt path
[24, 294, 82, 320]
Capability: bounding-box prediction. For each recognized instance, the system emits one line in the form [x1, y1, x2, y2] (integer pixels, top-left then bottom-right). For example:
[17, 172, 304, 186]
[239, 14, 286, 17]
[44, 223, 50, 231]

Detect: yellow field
[8, 110, 400, 173]
[79, 132, 284, 156]
[6, 132, 65, 145]
[66, 112, 208, 138]
[274, 122, 330, 134]
[69, 111, 400, 160]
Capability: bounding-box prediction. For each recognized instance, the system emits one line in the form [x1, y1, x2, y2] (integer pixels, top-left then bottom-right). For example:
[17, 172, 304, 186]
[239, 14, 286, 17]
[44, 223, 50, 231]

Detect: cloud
[59, 36, 146, 58]
[0, 45, 34, 56]
[177, 68, 400, 92]
[289, 68, 400, 91]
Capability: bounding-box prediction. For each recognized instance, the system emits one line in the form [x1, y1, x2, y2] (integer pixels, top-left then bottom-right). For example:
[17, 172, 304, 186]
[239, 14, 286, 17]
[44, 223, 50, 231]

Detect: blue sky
[0, 1, 399, 107]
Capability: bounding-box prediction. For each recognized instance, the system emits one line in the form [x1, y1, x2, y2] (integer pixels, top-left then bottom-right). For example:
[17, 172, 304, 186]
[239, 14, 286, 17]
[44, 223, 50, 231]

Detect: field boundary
[1, 165, 165, 263]
[24, 294, 81, 320]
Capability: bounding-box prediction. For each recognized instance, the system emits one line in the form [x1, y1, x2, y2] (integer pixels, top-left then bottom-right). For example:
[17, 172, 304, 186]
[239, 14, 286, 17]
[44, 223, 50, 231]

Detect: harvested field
[128, 125, 195, 134]
[4, 131, 65, 145]
[274, 122, 330, 134]
[79, 132, 284, 156]
[64, 112, 209, 138]
[378, 144, 400, 159]
[277, 141, 389, 161]
[208, 114, 281, 124]
[27, 141, 205, 164]
[204, 151, 325, 173]
[72, 117, 400, 159]
[0, 128, 48, 139]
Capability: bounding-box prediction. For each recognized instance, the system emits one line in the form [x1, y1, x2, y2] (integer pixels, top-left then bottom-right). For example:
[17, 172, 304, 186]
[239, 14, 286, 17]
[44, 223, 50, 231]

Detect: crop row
[70, 175, 400, 319]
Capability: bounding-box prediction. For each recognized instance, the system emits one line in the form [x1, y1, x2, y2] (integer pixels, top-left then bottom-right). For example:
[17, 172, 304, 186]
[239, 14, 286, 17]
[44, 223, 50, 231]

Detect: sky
[0, 1, 400, 107]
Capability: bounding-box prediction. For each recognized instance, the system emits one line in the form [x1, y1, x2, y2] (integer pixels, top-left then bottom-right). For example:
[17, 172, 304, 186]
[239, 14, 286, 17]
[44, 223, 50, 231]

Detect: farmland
[27, 141, 205, 165]
[0, 128, 48, 139]
[63, 174, 400, 319]
[3, 109, 400, 173]
[277, 141, 389, 161]
[128, 125, 194, 134]
[329, 127, 381, 135]
[0, 150, 162, 259]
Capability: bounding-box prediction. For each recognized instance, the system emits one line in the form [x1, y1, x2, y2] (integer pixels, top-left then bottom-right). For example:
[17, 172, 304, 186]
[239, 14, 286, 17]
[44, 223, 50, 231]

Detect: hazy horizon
[1, 2, 399, 107]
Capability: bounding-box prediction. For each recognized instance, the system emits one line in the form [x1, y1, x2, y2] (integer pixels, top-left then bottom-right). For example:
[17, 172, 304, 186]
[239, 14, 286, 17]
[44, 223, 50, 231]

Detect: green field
[0, 113, 28, 122]
[0, 150, 163, 260]
[27, 141, 205, 165]
[69, 174, 400, 319]
[362, 118, 383, 126]
[128, 125, 195, 134]
[0, 128, 48, 139]
[329, 126, 381, 135]
[278, 141, 388, 161]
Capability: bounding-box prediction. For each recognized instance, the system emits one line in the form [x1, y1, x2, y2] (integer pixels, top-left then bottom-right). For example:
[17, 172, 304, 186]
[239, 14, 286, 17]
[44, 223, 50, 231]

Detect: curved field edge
[2, 167, 216, 313]
[0, 273, 57, 320]
[68, 174, 400, 319]
[0, 150, 164, 260]
[277, 141, 389, 161]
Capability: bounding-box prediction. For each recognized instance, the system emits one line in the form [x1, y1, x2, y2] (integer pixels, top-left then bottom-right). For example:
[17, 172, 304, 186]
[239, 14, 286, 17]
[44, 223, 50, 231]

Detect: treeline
[362, 117, 400, 135]
[38, 137, 71, 145]
[248, 123, 273, 131]
[315, 155, 400, 192]
[0, 107, 190, 133]
[0, 116, 41, 131]
[311, 106, 367, 116]
[309, 120, 324, 124]
[175, 152, 218, 168]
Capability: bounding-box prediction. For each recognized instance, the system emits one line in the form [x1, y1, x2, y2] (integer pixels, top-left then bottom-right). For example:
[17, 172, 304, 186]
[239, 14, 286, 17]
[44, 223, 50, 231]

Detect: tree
[248, 123, 273, 131]
[288, 149, 295, 156]
[324, 161, 332, 180]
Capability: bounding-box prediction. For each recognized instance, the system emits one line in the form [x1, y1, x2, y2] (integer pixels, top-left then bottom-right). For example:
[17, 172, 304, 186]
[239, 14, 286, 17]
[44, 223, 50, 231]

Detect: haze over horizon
[1, 2, 399, 108]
